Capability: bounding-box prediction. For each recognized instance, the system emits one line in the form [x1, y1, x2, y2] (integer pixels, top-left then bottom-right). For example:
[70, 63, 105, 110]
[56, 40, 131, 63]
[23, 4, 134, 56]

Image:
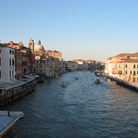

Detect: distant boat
[75, 77, 79, 80]
[95, 79, 101, 84]
[60, 82, 68, 87]
[94, 70, 104, 76]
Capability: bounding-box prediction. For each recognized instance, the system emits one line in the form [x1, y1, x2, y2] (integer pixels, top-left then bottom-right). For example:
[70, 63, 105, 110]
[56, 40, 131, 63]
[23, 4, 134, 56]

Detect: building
[116, 59, 138, 83]
[73, 59, 104, 71]
[0, 44, 16, 82]
[29, 39, 62, 61]
[35, 56, 51, 77]
[61, 60, 67, 73]
[73, 59, 88, 71]
[87, 60, 104, 71]
[105, 52, 138, 84]
[28, 39, 34, 52]
[66, 61, 78, 71]
[31, 39, 62, 77]
[2, 41, 35, 79]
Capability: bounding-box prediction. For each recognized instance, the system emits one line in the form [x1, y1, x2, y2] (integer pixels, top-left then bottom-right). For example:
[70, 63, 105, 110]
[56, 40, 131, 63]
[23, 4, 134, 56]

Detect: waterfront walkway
[0, 75, 38, 106]
[0, 75, 38, 89]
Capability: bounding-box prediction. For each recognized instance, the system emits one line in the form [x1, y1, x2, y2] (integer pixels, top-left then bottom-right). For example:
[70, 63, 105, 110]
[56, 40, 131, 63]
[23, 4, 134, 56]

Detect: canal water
[1, 71, 138, 138]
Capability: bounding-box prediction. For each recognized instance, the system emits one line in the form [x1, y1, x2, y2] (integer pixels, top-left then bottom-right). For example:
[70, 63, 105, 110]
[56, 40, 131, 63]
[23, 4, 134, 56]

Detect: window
[12, 59, 14, 66]
[130, 71, 132, 74]
[0, 70, 1, 79]
[9, 50, 11, 54]
[9, 70, 11, 78]
[0, 57, 1, 66]
[134, 64, 136, 68]
[125, 64, 127, 68]
[9, 58, 11, 66]
[12, 70, 14, 77]
[118, 70, 122, 74]
[133, 71, 136, 75]
[119, 64, 121, 68]
[0, 49, 1, 53]
[126, 71, 127, 74]
[133, 77, 136, 82]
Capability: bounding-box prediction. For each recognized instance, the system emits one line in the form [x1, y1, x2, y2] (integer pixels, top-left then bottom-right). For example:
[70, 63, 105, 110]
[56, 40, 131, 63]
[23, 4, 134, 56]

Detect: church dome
[34, 44, 44, 51]
[34, 40, 45, 51]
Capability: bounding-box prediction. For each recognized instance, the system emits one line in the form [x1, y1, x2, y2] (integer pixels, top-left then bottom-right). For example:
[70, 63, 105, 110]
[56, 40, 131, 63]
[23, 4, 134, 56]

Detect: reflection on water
[1, 71, 138, 137]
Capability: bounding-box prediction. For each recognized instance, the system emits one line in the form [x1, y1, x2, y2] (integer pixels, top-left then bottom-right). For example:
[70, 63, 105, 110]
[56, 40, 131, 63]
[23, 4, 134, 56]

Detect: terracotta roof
[0, 44, 15, 50]
[115, 53, 131, 57]
[34, 50, 61, 54]
[41, 58, 47, 60]
[4, 43, 19, 45]
[115, 53, 138, 57]
[49, 56, 58, 59]
[46, 50, 60, 53]
[0, 44, 8, 47]
[117, 59, 138, 63]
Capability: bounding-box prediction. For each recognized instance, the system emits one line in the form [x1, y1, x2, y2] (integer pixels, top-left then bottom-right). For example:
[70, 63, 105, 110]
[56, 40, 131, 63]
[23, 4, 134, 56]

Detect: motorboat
[95, 79, 101, 84]
[94, 70, 103, 76]
[75, 77, 79, 80]
[60, 82, 68, 87]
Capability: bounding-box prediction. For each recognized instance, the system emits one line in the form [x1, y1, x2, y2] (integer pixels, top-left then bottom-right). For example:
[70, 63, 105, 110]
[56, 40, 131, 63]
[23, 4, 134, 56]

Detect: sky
[0, 0, 138, 62]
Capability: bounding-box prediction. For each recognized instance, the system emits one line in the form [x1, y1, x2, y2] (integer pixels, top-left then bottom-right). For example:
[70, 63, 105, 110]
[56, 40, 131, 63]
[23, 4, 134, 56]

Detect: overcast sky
[0, 0, 138, 62]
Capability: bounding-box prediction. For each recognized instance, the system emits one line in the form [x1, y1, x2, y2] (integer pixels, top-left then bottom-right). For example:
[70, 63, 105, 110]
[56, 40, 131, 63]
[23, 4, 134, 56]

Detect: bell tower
[28, 39, 34, 52]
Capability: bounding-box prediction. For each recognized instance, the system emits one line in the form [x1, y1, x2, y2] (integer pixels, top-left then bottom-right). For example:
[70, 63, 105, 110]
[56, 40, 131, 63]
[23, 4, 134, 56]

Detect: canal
[1, 71, 138, 137]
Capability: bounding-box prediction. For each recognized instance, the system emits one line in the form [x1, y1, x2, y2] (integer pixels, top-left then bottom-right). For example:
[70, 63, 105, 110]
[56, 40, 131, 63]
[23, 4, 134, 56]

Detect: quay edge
[0, 75, 39, 106]
[107, 76, 138, 92]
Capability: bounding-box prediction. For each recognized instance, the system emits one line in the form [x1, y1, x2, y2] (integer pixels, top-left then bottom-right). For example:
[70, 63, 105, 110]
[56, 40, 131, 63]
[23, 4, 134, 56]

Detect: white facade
[105, 58, 114, 76]
[0, 45, 16, 82]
